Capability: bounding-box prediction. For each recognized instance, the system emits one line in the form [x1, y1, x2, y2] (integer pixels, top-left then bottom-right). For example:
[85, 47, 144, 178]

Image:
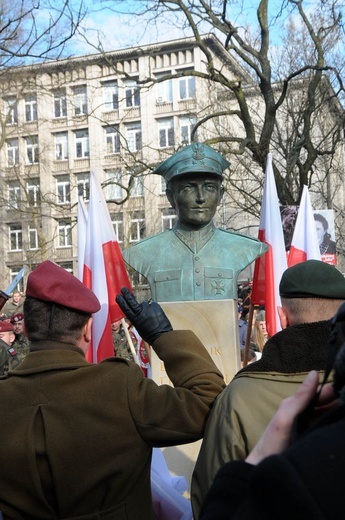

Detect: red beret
[26, 261, 101, 314]
[0, 322, 14, 332]
[10, 313, 24, 324]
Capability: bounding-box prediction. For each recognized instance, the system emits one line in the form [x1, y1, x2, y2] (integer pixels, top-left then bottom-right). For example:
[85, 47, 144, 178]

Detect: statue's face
[167, 174, 224, 230]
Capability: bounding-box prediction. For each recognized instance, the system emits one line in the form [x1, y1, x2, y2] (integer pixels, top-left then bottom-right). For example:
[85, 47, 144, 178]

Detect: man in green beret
[123, 143, 267, 302]
[191, 259, 345, 519]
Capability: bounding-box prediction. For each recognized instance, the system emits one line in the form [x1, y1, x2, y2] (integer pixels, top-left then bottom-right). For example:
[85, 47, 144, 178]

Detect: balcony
[123, 107, 141, 120]
[55, 247, 73, 259]
[155, 101, 173, 114]
[102, 110, 120, 123]
[53, 160, 69, 173]
[178, 98, 197, 111]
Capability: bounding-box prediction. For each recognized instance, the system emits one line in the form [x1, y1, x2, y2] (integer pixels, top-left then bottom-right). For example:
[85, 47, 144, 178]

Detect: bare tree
[82, 0, 344, 208]
[0, 0, 85, 66]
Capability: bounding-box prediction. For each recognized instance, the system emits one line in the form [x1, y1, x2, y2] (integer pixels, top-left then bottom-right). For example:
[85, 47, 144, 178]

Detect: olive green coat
[0, 330, 225, 520]
[191, 320, 333, 519]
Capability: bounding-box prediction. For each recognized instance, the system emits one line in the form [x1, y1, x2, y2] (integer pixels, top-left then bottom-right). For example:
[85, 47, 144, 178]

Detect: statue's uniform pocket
[154, 269, 181, 301]
[203, 267, 234, 299]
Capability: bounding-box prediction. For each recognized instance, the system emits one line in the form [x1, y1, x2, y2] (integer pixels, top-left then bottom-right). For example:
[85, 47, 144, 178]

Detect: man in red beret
[0, 260, 225, 519]
[10, 313, 30, 364]
[0, 321, 19, 375]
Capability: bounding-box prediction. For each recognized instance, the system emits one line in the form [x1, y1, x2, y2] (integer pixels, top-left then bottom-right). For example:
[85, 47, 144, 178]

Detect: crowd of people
[0, 258, 343, 519]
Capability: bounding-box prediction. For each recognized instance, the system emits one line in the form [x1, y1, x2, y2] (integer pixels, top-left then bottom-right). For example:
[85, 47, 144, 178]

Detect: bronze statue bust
[123, 143, 267, 302]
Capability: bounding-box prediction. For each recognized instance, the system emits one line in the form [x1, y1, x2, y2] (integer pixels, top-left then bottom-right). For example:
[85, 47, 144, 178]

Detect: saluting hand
[116, 288, 173, 345]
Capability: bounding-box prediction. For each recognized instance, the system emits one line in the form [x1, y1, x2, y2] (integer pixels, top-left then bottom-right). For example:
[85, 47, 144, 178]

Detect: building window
[105, 125, 120, 154]
[9, 224, 22, 251]
[28, 225, 38, 250]
[75, 129, 89, 158]
[180, 116, 197, 145]
[76, 173, 90, 201]
[179, 71, 196, 100]
[129, 211, 145, 243]
[158, 118, 175, 148]
[106, 170, 122, 200]
[6, 138, 19, 167]
[4, 97, 18, 125]
[57, 219, 72, 247]
[57, 262, 73, 273]
[8, 181, 21, 209]
[54, 90, 67, 118]
[156, 72, 173, 103]
[124, 79, 140, 108]
[131, 176, 144, 197]
[73, 86, 88, 116]
[25, 135, 39, 164]
[111, 213, 124, 243]
[25, 94, 38, 122]
[162, 208, 177, 231]
[56, 175, 71, 204]
[27, 179, 40, 207]
[103, 81, 119, 111]
[160, 176, 167, 194]
[54, 132, 69, 161]
[125, 122, 142, 152]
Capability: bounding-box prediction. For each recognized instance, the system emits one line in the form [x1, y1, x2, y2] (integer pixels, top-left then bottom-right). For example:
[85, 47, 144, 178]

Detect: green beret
[279, 260, 345, 299]
[152, 143, 230, 183]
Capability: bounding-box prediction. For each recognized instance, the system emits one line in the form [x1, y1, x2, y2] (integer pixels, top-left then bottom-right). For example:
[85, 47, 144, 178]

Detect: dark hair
[24, 296, 91, 343]
[314, 213, 329, 231]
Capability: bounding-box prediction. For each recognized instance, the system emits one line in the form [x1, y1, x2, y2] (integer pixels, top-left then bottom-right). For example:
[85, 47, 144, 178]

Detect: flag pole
[121, 318, 140, 365]
[242, 303, 254, 367]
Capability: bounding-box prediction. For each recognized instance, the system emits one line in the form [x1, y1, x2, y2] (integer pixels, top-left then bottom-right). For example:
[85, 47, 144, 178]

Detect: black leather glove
[116, 287, 173, 345]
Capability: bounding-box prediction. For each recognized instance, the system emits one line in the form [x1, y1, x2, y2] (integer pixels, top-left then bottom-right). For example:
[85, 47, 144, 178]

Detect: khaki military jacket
[191, 320, 333, 519]
[0, 330, 225, 520]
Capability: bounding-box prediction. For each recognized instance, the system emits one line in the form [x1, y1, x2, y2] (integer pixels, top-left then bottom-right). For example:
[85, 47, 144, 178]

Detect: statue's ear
[166, 188, 176, 209]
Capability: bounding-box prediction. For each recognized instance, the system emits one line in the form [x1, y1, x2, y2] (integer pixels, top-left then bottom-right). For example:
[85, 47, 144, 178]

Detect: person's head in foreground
[278, 259, 345, 328]
[24, 261, 100, 351]
[199, 299, 345, 520]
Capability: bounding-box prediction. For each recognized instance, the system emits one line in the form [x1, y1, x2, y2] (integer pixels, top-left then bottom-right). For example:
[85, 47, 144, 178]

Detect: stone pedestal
[151, 299, 240, 495]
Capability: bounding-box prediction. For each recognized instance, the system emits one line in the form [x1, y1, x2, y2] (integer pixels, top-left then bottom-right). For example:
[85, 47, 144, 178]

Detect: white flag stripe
[290, 185, 321, 261]
[77, 196, 88, 282]
[262, 153, 288, 333]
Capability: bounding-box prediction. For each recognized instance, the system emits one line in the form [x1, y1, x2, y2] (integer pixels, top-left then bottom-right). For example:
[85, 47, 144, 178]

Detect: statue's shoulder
[216, 229, 268, 253]
[217, 228, 262, 243]
[123, 230, 174, 255]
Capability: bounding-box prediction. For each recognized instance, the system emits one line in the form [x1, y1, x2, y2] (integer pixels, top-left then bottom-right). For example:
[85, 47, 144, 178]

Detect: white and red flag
[288, 185, 321, 267]
[78, 171, 132, 363]
[77, 197, 88, 281]
[251, 153, 288, 337]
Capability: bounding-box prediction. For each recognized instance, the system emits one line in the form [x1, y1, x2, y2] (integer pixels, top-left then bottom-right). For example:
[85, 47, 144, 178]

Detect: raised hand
[116, 288, 173, 345]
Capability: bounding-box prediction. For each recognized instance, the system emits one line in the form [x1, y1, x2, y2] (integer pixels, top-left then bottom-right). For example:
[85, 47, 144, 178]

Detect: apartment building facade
[0, 35, 254, 292]
[0, 34, 343, 293]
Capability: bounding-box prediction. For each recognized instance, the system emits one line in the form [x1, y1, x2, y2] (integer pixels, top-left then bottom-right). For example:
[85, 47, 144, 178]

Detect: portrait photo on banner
[280, 206, 337, 265]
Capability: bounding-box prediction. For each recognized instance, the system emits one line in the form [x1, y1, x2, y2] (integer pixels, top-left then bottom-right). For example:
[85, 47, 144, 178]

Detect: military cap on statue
[152, 142, 230, 183]
[26, 261, 101, 314]
[0, 322, 14, 332]
[10, 313, 24, 324]
[280, 260, 345, 299]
